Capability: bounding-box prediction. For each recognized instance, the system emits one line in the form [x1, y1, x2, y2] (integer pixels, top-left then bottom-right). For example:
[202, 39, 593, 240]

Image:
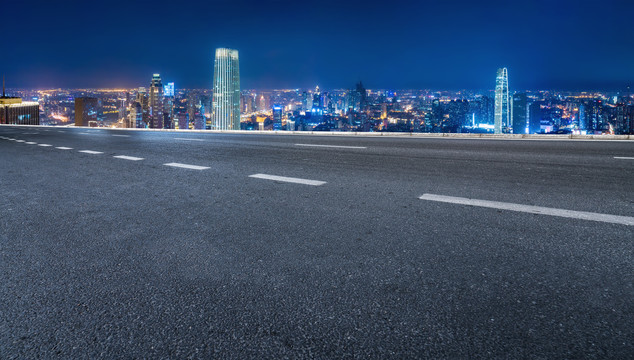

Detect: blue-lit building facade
[212, 48, 241, 130]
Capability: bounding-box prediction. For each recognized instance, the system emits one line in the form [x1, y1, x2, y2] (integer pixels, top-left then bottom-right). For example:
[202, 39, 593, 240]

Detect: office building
[163, 82, 175, 129]
[212, 48, 240, 130]
[74, 97, 99, 126]
[528, 101, 542, 134]
[0, 80, 39, 125]
[127, 101, 144, 128]
[148, 74, 164, 129]
[494, 68, 510, 134]
[512, 93, 528, 134]
[272, 104, 282, 129]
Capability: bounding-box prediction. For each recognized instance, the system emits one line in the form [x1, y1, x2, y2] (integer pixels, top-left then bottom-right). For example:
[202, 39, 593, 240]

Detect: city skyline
[2, 0, 633, 90]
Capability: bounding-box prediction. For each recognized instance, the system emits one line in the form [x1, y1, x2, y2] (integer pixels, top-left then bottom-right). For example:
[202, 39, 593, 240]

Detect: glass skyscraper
[212, 48, 240, 130]
[148, 74, 164, 129]
[494, 67, 510, 134]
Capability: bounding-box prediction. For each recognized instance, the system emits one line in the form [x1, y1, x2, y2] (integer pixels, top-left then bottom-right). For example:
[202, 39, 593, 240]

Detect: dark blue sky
[2, 0, 633, 90]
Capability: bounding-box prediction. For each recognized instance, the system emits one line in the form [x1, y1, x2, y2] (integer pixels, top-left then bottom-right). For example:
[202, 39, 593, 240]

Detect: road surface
[1, 125, 632, 358]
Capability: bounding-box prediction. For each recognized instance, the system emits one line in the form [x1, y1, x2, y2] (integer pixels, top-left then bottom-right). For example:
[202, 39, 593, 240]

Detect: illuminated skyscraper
[163, 82, 175, 128]
[272, 104, 282, 129]
[212, 48, 240, 130]
[494, 67, 510, 134]
[127, 101, 144, 128]
[148, 74, 164, 129]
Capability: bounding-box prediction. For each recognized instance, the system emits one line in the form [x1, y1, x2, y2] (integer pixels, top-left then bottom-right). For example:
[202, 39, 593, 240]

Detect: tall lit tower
[148, 74, 164, 129]
[212, 48, 240, 130]
[494, 67, 510, 134]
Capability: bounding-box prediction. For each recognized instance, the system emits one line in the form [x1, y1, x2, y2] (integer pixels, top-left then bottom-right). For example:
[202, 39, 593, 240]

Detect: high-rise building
[470, 95, 494, 126]
[494, 68, 510, 134]
[356, 81, 367, 112]
[302, 91, 312, 112]
[0, 79, 39, 125]
[212, 48, 240, 130]
[74, 97, 98, 126]
[148, 74, 164, 129]
[163, 82, 175, 129]
[257, 93, 270, 112]
[528, 101, 542, 134]
[272, 104, 282, 129]
[512, 93, 528, 134]
[446, 99, 469, 132]
[127, 101, 144, 128]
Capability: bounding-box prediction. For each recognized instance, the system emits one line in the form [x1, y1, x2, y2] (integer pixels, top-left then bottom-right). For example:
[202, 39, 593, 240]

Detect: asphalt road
[1, 125, 633, 358]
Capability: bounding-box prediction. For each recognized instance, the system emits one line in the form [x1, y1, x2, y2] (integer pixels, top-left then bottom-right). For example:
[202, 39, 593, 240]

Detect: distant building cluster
[3, 57, 634, 134]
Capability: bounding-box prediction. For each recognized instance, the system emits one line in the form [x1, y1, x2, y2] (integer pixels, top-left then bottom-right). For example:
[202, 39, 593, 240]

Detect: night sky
[2, 0, 633, 90]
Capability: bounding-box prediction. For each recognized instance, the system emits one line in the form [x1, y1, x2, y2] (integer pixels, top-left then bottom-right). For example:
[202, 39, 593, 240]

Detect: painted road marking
[419, 193, 634, 226]
[56, 147, 73, 150]
[25, 142, 37, 145]
[164, 162, 210, 170]
[174, 138, 205, 141]
[15, 140, 25, 142]
[112, 134, 130, 137]
[79, 150, 104, 154]
[38, 144, 53, 147]
[614, 156, 634, 160]
[249, 173, 327, 186]
[295, 143, 367, 149]
[114, 155, 144, 161]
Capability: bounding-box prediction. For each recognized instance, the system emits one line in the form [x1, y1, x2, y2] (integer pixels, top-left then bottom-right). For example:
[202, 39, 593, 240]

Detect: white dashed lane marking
[25, 142, 37, 145]
[112, 134, 130, 137]
[249, 173, 327, 186]
[56, 147, 73, 150]
[38, 144, 53, 147]
[163, 162, 210, 170]
[614, 156, 634, 160]
[79, 150, 104, 154]
[114, 155, 144, 161]
[419, 193, 634, 226]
